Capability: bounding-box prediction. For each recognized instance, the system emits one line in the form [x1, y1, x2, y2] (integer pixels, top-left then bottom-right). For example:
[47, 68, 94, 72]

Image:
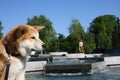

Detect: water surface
[26, 68, 120, 80]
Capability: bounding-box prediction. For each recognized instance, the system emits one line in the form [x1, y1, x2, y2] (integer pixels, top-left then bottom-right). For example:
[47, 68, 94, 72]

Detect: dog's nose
[42, 44, 46, 49]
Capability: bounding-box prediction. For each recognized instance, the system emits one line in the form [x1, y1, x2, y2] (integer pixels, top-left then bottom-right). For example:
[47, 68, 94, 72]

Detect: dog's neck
[6, 49, 21, 57]
[6, 48, 27, 69]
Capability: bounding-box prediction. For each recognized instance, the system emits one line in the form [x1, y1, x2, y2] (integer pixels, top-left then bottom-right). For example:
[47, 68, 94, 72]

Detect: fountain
[44, 53, 107, 74]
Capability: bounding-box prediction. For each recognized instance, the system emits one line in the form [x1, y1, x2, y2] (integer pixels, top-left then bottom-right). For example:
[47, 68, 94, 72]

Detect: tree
[89, 15, 117, 51]
[112, 17, 120, 49]
[0, 21, 3, 39]
[68, 18, 84, 40]
[57, 33, 66, 51]
[68, 18, 85, 53]
[83, 32, 96, 53]
[27, 15, 57, 53]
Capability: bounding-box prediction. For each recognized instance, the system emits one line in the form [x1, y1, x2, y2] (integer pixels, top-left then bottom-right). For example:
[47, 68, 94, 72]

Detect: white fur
[8, 56, 26, 80]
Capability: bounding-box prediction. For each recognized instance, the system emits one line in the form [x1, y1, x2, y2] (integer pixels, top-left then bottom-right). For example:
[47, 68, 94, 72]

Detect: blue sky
[0, 0, 120, 36]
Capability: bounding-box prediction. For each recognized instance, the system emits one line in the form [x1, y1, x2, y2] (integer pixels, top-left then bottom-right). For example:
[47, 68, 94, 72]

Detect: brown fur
[0, 41, 8, 80]
[2, 25, 44, 54]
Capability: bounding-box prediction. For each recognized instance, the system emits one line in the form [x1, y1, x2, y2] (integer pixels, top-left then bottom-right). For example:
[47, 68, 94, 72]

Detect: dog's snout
[42, 44, 46, 49]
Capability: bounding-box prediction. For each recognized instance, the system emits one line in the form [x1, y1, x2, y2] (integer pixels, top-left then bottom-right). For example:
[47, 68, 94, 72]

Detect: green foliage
[27, 15, 57, 53]
[26, 14, 120, 53]
[84, 32, 96, 53]
[112, 17, 120, 49]
[67, 18, 85, 53]
[68, 18, 84, 40]
[57, 34, 78, 53]
[89, 14, 118, 50]
[0, 21, 3, 39]
[57, 34, 67, 52]
[57, 18, 96, 53]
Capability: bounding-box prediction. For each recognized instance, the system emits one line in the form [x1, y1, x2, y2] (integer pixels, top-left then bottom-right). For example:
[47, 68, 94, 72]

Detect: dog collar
[6, 49, 21, 57]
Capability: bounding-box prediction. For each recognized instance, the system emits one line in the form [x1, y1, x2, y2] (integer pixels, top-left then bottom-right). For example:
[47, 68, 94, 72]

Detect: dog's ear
[16, 27, 27, 39]
[33, 26, 45, 31]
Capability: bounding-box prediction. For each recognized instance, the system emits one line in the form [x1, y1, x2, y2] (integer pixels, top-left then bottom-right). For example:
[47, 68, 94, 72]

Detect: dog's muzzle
[42, 44, 46, 49]
[42, 44, 46, 54]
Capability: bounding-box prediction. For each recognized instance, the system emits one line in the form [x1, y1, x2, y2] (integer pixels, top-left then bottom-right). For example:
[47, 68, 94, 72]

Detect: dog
[1, 25, 45, 80]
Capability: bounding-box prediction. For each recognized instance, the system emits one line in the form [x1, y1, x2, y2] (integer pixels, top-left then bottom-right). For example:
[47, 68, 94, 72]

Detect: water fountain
[44, 53, 107, 74]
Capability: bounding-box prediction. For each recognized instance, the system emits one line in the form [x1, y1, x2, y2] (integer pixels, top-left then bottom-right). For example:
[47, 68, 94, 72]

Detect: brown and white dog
[0, 25, 45, 80]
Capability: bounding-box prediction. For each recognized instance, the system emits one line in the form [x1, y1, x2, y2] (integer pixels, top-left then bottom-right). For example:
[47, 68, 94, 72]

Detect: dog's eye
[31, 37, 35, 39]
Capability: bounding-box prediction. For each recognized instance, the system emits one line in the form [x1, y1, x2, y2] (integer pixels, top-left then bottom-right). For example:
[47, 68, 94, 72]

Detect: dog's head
[2, 25, 45, 57]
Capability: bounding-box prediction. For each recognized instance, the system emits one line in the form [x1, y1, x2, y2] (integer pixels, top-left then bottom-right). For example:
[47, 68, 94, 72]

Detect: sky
[0, 0, 120, 36]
